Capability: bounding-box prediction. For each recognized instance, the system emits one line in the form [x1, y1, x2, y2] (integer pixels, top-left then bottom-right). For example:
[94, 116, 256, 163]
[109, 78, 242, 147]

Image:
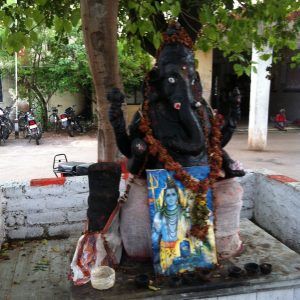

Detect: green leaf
[127, 22, 137, 34]
[6, 32, 25, 52]
[287, 40, 297, 51]
[3, 15, 13, 27]
[152, 32, 161, 49]
[233, 63, 244, 76]
[36, 0, 48, 5]
[138, 22, 151, 36]
[245, 66, 251, 77]
[29, 31, 38, 42]
[170, 2, 181, 17]
[6, 0, 17, 6]
[54, 17, 64, 32]
[32, 10, 44, 24]
[154, 2, 160, 11]
[63, 21, 72, 33]
[128, 0, 137, 9]
[70, 8, 81, 26]
[24, 18, 33, 30]
[259, 53, 272, 61]
[160, 2, 170, 11]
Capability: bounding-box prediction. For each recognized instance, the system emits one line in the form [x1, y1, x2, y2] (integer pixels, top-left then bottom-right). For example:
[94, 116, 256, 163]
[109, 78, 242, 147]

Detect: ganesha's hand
[107, 88, 125, 131]
[224, 160, 245, 178]
[127, 139, 148, 175]
[224, 168, 246, 179]
[222, 150, 245, 178]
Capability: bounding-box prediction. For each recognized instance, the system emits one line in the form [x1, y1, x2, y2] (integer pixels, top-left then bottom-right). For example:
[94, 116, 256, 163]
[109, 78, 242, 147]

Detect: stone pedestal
[214, 178, 244, 259]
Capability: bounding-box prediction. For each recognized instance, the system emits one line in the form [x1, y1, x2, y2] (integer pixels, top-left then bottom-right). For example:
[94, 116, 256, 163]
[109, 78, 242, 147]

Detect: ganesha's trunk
[169, 100, 205, 155]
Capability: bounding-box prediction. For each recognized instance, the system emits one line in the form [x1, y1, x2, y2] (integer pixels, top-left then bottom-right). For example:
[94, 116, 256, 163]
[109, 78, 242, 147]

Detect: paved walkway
[226, 129, 300, 181]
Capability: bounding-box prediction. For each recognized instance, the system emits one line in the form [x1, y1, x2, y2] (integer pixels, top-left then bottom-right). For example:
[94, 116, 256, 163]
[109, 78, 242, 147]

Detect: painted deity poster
[146, 166, 217, 276]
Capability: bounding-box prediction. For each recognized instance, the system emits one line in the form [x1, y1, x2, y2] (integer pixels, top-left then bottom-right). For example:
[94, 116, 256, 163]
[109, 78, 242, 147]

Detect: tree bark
[80, 0, 122, 162]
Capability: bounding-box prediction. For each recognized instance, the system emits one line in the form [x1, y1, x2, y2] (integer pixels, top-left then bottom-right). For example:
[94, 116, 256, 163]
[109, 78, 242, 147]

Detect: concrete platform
[1, 219, 300, 300]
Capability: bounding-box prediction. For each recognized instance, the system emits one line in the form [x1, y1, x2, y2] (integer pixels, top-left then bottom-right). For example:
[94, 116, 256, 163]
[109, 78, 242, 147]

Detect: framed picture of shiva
[147, 166, 217, 276]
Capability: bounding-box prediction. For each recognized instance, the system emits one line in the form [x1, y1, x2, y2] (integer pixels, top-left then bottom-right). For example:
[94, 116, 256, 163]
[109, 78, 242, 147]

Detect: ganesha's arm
[107, 88, 132, 158]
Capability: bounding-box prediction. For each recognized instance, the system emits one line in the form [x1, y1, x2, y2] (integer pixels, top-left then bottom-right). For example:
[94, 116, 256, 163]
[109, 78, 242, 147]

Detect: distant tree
[120, 0, 300, 75]
[1, 27, 92, 129]
[118, 39, 152, 95]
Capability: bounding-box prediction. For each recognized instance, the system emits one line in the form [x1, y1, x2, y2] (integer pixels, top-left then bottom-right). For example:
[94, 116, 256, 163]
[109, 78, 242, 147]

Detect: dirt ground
[0, 129, 299, 183]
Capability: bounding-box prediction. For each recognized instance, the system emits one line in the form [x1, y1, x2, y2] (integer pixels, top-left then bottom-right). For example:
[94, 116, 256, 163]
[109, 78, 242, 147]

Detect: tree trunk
[80, 0, 122, 162]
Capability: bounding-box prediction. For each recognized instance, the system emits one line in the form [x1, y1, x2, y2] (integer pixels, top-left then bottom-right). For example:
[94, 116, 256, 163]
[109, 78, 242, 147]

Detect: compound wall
[0, 170, 299, 253]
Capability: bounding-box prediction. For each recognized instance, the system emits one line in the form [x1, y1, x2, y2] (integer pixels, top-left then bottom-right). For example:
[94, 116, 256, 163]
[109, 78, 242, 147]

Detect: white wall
[48, 92, 86, 116]
[254, 173, 300, 252]
[0, 76, 14, 109]
[195, 49, 213, 103]
[1, 170, 300, 254]
[0, 177, 89, 243]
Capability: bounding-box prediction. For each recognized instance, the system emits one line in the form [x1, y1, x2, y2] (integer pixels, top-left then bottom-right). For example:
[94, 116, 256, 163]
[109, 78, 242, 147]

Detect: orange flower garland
[139, 81, 223, 240]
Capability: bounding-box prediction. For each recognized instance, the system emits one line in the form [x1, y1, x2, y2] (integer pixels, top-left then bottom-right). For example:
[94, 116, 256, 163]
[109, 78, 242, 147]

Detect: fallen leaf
[51, 246, 60, 253]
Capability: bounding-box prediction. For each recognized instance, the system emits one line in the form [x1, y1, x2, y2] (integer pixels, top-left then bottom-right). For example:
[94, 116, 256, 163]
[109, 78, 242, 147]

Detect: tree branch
[178, 0, 203, 43]
[128, 1, 167, 56]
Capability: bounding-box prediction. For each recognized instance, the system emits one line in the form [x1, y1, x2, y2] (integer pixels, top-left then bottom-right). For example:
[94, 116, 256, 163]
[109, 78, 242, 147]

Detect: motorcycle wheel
[23, 127, 29, 139]
[2, 126, 9, 140]
[5, 120, 13, 134]
[74, 121, 83, 133]
[0, 128, 4, 145]
[67, 124, 74, 137]
[52, 121, 59, 133]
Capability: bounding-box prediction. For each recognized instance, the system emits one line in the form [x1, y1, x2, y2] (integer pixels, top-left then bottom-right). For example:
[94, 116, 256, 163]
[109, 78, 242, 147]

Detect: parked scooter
[63, 105, 83, 137]
[0, 108, 10, 145]
[23, 109, 42, 145]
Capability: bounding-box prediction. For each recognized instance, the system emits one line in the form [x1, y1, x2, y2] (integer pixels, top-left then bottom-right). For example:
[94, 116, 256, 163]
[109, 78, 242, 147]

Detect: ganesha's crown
[161, 21, 194, 50]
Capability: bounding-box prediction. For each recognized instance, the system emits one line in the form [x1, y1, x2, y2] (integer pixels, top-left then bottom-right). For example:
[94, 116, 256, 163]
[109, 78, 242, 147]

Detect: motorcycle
[0, 108, 10, 145]
[48, 105, 62, 133]
[52, 154, 91, 177]
[23, 109, 42, 145]
[0, 107, 14, 134]
[18, 111, 27, 132]
[63, 106, 83, 137]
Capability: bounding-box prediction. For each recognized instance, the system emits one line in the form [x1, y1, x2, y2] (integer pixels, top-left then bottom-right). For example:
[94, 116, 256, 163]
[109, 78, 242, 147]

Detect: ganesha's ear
[148, 67, 160, 84]
[142, 67, 160, 103]
[195, 72, 203, 92]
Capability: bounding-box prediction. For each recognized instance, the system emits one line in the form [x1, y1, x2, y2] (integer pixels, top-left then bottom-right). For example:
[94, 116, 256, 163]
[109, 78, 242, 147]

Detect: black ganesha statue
[108, 23, 245, 180]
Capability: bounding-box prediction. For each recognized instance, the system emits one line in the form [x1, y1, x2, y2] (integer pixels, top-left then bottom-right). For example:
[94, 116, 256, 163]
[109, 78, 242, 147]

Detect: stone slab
[70, 219, 300, 299]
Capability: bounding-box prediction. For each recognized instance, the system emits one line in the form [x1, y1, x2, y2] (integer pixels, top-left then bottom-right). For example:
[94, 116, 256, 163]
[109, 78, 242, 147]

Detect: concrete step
[236, 126, 300, 133]
[1, 219, 300, 299]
